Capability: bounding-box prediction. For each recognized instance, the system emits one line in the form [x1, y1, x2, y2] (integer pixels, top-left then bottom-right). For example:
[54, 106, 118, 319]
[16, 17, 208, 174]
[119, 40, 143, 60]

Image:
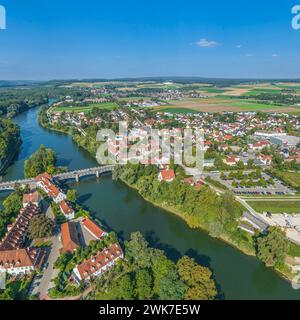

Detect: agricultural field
[158, 107, 200, 114]
[51, 102, 118, 114]
[154, 96, 297, 113]
[247, 200, 300, 214]
[150, 81, 300, 113]
[117, 96, 152, 102]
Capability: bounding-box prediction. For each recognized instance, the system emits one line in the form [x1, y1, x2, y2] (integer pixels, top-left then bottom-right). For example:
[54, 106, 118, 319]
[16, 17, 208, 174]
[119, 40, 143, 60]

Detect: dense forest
[0, 119, 21, 168]
[0, 85, 89, 118]
[0, 88, 47, 118]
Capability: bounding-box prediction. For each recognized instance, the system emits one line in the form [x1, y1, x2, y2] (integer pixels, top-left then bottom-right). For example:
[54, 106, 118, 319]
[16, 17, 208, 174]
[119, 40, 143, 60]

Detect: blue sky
[0, 0, 300, 80]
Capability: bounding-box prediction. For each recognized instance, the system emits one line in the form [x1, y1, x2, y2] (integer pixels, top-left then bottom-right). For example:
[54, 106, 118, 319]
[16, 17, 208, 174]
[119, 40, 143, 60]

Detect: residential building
[73, 243, 123, 283]
[35, 173, 66, 204]
[158, 169, 175, 182]
[0, 248, 45, 275]
[223, 155, 240, 166]
[0, 204, 40, 251]
[257, 154, 272, 166]
[81, 218, 107, 240]
[59, 200, 75, 220]
[60, 222, 80, 254]
[23, 190, 40, 208]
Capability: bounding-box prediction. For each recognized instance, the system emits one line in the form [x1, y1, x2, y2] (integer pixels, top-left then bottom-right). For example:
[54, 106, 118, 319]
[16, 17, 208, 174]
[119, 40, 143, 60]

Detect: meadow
[52, 102, 118, 113]
[247, 200, 300, 213]
[271, 171, 300, 189]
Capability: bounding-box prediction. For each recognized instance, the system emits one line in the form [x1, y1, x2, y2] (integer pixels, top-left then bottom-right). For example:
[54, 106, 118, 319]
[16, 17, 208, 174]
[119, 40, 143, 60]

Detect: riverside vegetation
[113, 164, 293, 279]
[0, 119, 21, 172]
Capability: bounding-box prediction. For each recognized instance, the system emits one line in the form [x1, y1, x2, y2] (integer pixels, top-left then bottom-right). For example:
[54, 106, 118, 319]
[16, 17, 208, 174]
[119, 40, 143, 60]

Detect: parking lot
[202, 172, 295, 196]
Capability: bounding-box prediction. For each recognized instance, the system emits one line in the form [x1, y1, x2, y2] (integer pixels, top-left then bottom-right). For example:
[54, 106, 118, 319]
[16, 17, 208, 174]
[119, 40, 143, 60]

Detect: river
[1, 107, 300, 300]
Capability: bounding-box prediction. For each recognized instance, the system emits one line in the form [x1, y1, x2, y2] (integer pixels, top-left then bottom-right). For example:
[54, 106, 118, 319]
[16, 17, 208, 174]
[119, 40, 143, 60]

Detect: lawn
[223, 100, 283, 110]
[242, 88, 283, 96]
[247, 201, 300, 213]
[271, 171, 300, 189]
[117, 96, 151, 102]
[158, 107, 201, 114]
[52, 102, 118, 113]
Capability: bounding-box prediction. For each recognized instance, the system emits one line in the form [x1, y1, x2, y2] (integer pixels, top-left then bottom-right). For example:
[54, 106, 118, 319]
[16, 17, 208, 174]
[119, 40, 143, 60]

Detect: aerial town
[0, 79, 300, 302]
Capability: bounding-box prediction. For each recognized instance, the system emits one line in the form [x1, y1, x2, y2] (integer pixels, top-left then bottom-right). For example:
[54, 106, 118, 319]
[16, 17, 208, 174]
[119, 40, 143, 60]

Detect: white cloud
[272, 53, 279, 57]
[196, 38, 219, 48]
[236, 44, 242, 49]
[245, 53, 254, 57]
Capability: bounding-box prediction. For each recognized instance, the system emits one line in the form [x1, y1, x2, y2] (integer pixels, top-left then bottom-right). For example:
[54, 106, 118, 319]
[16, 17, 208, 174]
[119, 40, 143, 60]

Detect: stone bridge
[0, 165, 115, 191]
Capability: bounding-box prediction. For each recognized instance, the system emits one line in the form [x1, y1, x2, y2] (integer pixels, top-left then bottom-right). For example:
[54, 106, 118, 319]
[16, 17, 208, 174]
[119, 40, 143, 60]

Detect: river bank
[0, 139, 22, 176]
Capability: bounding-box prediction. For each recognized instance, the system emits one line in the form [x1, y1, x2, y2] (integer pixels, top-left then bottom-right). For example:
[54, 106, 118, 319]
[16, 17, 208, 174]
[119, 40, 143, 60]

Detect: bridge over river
[0, 165, 114, 191]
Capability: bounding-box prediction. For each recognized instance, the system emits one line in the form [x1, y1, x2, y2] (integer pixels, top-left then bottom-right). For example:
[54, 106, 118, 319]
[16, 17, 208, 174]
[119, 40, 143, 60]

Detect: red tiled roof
[160, 169, 175, 181]
[0, 248, 44, 270]
[75, 243, 123, 280]
[0, 203, 40, 251]
[23, 191, 39, 204]
[82, 218, 106, 239]
[60, 200, 74, 216]
[35, 173, 53, 182]
[258, 154, 272, 160]
[61, 222, 80, 253]
[225, 156, 238, 163]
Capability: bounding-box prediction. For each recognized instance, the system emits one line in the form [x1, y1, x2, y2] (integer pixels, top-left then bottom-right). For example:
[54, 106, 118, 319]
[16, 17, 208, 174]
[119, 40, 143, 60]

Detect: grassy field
[117, 96, 151, 102]
[52, 102, 118, 113]
[158, 107, 200, 114]
[154, 96, 296, 113]
[271, 171, 300, 189]
[247, 201, 300, 213]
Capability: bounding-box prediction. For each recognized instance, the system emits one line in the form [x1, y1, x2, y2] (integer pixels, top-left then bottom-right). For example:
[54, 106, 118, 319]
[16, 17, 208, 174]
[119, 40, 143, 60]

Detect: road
[240, 197, 300, 201]
[31, 203, 61, 299]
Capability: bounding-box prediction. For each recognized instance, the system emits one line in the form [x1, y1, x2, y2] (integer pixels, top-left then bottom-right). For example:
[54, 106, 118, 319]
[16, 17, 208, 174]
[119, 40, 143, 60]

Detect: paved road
[32, 204, 61, 299]
[241, 198, 300, 202]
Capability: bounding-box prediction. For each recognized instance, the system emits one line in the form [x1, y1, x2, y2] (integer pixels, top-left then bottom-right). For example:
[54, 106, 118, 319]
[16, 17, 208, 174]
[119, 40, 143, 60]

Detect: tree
[115, 274, 134, 300]
[67, 189, 77, 202]
[257, 226, 289, 267]
[237, 160, 245, 170]
[28, 215, 55, 239]
[24, 145, 60, 178]
[152, 253, 185, 300]
[135, 269, 153, 300]
[125, 232, 151, 268]
[247, 159, 254, 169]
[177, 256, 218, 300]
